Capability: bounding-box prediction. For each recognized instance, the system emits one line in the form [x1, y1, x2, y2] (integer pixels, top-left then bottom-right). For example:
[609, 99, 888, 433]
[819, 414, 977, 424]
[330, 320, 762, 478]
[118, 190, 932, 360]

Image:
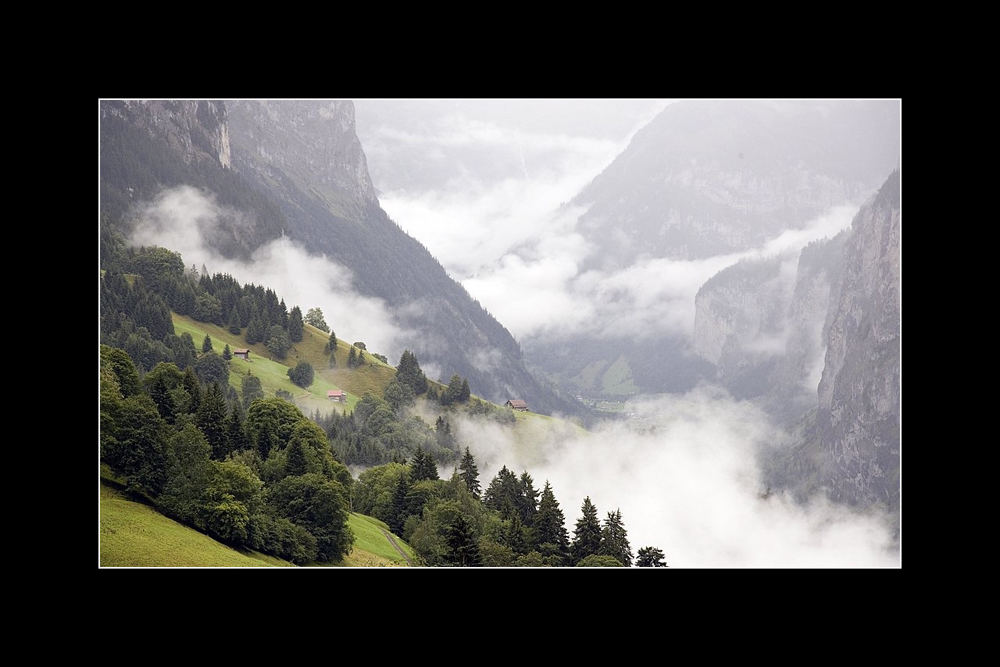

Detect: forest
[99, 236, 665, 566]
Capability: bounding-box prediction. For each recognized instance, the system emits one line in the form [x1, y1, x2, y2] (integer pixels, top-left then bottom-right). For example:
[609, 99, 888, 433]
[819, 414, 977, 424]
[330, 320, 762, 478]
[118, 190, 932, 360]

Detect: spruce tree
[436, 416, 456, 451]
[396, 350, 428, 395]
[534, 481, 570, 562]
[518, 472, 540, 526]
[181, 367, 201, 415]
[346, 347, 357, 369]
[288, 306, 303, 342]
[571, 497, 602, 564]
[459, 378, 470, 402]
[325, 330, 337, 353]
[196, 383, 229, 459]
[599, 509, 633, 567]
[202, 334, 213, 353]
[484, 466, 520, 520]
[636, 546, 667, 567]
[458, 447, 480, 499]
[389, 472, 410, 535]
[410, 446, 439, 481]
[222, 344, 232, 361]
[225, 401, 249, 453]
[227, 305, 241, 334]
[445, 515, 482, 567]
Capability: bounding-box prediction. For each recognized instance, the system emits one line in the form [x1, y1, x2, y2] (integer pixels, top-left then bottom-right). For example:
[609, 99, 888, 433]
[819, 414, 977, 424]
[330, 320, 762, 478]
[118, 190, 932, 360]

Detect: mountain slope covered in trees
[100, 100, 584, 419]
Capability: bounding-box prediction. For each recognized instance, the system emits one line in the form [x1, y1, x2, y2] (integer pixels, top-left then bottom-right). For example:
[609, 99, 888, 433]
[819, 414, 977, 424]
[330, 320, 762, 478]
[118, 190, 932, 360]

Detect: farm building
[327, 390, 347, 403]
[505, 399, 528, 411]
[233, 348, 250, 360]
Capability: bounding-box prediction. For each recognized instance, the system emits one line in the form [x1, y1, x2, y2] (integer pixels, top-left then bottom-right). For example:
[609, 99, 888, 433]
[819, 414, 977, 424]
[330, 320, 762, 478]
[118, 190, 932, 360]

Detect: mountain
[524, 100, 899, 406]
[573, 100, 900, 267]
[765, 171, 901, 515]
[692, 231, 848, 421]
[100, 100, 584, 419]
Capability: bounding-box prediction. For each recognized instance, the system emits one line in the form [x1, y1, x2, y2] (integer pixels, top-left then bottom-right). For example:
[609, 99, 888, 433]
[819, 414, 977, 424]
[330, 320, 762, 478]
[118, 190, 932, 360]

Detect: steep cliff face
[813, 171, 900, 509]
[228, 101, 376, 219]
[692, 232, 847, 420]
[573, 100, 900, 267]
[103, 100, 231, 169]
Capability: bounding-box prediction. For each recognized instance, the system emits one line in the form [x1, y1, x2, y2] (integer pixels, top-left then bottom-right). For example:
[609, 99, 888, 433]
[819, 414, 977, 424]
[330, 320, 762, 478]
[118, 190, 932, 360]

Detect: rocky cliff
[813, 170, 900, 509]
[693, 232, 847, 421]
[763, 171, 900, 516]
[102, 100, 231, 169]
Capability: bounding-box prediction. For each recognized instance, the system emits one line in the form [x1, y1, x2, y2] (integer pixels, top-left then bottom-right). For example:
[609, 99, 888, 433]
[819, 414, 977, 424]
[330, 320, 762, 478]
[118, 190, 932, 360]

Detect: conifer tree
[396, 350, 428, 395]
[181, 367, 201, 415]
[636, 546, 667, 567]
[599, 509, 633, 567]
[227, 305, 241, 334]
[458, 447, 480, 499]
[445, 515, 482, 567]
[411, 446, 439, 481]
[518, 471, 540, 526]
[288, 306, 303, 342]
[534, 481, 569, 562]
[222, 344, 232, 361]
[459, 378, 471, 402]
[347, 347, 357, 369]
[202, 334, 213, 353]
[571, 497, 602, 564]
[225, 401, 249, 453]
[196, 383, 229, 459]
[325, 330, 337, 353]
[389, 472, 410, 535]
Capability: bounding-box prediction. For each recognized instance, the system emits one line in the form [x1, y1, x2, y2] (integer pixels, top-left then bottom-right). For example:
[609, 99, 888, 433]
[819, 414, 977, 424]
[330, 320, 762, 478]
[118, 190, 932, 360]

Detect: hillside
[100, 99, 587, 419]
[172, 309, 584, 453]
[100, 481, 417, 567]
[100, 482, 292, 567]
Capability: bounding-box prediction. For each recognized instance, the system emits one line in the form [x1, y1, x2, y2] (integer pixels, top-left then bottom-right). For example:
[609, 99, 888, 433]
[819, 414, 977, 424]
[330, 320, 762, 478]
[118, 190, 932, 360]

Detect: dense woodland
[99, 239, 665, 566]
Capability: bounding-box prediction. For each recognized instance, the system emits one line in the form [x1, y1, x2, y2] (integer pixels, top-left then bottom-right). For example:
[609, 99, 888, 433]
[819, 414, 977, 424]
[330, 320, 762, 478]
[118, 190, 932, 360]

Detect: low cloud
[130, 186, 409, 358]
[457, 388, 898, 567]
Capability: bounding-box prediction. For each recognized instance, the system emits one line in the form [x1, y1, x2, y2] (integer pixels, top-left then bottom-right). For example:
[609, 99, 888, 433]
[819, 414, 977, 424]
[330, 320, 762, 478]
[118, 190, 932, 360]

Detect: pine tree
[227, 305, 241, 334]
[636, 546, 668, 567]
[534, 481, 570, 562]
[458, 447, 480, 499]
[325, 330, 337, 353]
[445, 515, 482, 567]
[396, 350, 428, 395]
[222, 344, 232, 361]
[444, 373, 462, 405]
[389, 472, 410, 535]
[518, 472, 540, 526]
[246, 311, 267, 345]
[202, 334, 213, 353]
[346, 347, 357, 369]
[484, 466, 520, 520]
[599, 509, 633, 567]
[459, 378, 470, 402]
[288, 306, 303, 342]
[410, 446, 439, 481]
[196, 383, 229, 459]
[181, 367, 201, 415]
[571, 497, 602, 564]
[225, 401, 249, 453]
[435, 416, 456, 451]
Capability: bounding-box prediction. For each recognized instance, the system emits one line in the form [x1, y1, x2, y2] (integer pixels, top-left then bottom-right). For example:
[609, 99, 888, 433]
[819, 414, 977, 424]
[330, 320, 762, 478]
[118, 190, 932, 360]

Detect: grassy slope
[348, 513, 417, 564]
[99, 482, 293, 567]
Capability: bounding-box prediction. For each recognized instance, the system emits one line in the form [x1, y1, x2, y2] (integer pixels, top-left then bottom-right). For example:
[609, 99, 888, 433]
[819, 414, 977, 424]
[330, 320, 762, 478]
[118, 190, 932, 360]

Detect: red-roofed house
[327, 390, 346, 403]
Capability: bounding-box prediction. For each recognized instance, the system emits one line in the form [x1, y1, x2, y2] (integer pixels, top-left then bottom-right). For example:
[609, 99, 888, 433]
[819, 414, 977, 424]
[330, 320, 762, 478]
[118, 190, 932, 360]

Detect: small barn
[505, 399, 528, 411]
[234, 348, 250, 360]
[327, 390, 347, 403]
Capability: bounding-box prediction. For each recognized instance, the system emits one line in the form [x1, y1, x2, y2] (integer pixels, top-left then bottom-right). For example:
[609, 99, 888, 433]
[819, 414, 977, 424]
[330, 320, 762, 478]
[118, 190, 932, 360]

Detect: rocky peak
[227, 100, 377, 219]
[101, 100, 231, 169]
